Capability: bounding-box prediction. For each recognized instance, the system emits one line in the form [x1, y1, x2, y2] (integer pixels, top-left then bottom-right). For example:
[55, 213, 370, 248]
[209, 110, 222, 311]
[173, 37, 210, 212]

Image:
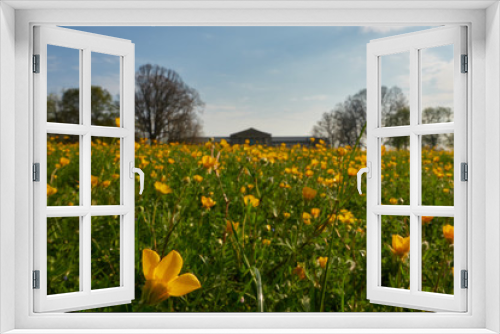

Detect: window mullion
[82, 47, 92, 294]
[409, 47, 420, 295]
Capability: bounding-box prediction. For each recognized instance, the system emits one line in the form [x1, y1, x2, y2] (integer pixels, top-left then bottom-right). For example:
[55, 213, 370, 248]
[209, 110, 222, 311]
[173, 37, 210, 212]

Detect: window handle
[130, 161, 144, 195]
[357, 162, 371, 195]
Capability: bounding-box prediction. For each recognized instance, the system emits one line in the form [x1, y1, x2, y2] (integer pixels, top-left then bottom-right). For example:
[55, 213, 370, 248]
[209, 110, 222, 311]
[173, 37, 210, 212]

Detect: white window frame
[33, 25, 136, 313]
[366, 26, 467, 312]
[1, 1, 499, 333]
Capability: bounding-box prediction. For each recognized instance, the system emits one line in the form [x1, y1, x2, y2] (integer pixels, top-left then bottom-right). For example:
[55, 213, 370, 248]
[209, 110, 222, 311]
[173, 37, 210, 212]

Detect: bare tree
[135, 64, 204, 142]
[312, 86, 408, 147]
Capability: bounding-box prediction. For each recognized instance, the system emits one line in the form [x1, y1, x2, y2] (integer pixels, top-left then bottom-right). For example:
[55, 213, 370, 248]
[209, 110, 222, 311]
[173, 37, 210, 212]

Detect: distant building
[198, 128, 321, 147]
[229, 128, 271, 145]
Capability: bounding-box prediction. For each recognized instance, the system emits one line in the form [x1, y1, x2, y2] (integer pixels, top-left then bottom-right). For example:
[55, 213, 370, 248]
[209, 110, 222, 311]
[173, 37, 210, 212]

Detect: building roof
[229, 127, 272, 138]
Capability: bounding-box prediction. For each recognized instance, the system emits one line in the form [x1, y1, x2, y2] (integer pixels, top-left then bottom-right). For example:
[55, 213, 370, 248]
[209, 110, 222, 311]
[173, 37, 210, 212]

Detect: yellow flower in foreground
[262, 239, 271, 246]
[47, 184, 58, 196]
[101, 180, 111, 188]
[193, 175, 204, 183]
[283, 212, 291, 219]
[243, 195, 260, 207]
[91, 175, 99, 188]
[302, 212, 312, 225]
[201, 196, 216, 209]
[59, 157, 70, 167]
[115, 117, 120, 127]
[421, 216, 434, 224]
[226, 221, 239, 234]
[142, 249, 201, 305]
[292, 265, 306, 280]
[443, 225, 454, 243]
[338, 147, 346, 156]
[200, 155, 217, 170]
[311, 208, 320, 218]
[318, 256, 328, 269]
[389, 198, 398, 205]
[302, 186, 317, 201]
[347, 168, 357, 176]
[390, 235, 410, 260]
[155, 181, 172, 195]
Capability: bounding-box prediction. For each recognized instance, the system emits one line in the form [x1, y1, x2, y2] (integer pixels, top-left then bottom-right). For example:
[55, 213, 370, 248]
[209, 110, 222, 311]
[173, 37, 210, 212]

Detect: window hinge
[33, 163, 40, 182]
[461, 162, 468, 181]
[461, 270, 468, 289]
[461, 54, 468, 73]
[33, 270, 40, 289]
[33, 54, 40, 73]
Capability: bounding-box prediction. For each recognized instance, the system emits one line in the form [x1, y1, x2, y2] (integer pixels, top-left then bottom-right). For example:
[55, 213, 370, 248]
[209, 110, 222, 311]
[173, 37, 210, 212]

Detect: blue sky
[48, 26, 452, 136]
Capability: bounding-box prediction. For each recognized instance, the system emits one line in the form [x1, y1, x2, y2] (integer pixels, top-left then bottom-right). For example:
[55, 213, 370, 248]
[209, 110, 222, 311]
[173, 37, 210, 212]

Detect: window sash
[366, 26, 467, 312]
[32, 25, 136, 313]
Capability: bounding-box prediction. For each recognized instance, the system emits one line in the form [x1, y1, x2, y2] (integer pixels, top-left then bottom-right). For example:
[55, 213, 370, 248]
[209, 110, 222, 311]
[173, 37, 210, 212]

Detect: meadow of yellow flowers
[45, 135, 455, 312]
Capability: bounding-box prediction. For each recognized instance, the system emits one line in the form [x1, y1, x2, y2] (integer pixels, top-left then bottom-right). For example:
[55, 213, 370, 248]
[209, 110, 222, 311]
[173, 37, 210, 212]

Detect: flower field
[46, 135, 455, 312]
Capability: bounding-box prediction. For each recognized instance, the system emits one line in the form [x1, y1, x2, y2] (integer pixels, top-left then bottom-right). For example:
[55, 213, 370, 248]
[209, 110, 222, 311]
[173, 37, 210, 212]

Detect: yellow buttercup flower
[193, 175, 204, 183]
[302, 186, 317, 200]
[421, 216, 434, 224]
[311, 208, 320, 218]
[101, 180, 111, 188]
[390, 235, 410, 260]
[347, 167, 357, 176]
[155, 181, 172, 195]
[141, 249, 201, 305]
[443, 225, 454, 243]
[389, 198, 398, 205]
[59, 157, 70, 167]
[283, 212, 291, 219]
[201, 196, 216, 209]
[47, 184, 58, 196]
[91, 175, 99, 188]
[240, 186, 247, 194]
[338, 147, 346, 156]
[243, 195, 260, 207]
[318, 256, 328, 269]
[262, 239, 271, 246]
[292, 265, 306, 280]
[226, 221, 239, 234]
[115, 117, 120, 127]
[200, 156, 217, 170]
[302, 212, 312, 225]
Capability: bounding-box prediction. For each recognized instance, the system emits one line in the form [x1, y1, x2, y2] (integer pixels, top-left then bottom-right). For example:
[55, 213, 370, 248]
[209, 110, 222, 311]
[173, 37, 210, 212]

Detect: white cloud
[421, 49, 454, 109]
[361, 26, 408, 34]
[92, 74, 121, 97]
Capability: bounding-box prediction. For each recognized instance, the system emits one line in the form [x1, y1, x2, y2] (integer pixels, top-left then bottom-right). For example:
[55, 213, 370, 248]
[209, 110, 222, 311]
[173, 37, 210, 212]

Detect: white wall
[0, 2, 16, 333]
[486, 2, 500, 333]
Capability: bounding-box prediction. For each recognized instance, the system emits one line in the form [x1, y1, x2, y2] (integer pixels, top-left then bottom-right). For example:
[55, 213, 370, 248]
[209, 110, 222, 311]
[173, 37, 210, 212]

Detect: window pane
[91, 52, 120, 127]
[421, 45, 454, 124]
[381, 137, 410, 205]
[381, 215, 410, 289]
[47, 45, 80, 124]
[421, 216, 454, 295]
[91, 137, 121, 205]
[47, 134, 80, 206]
[380, 52, 410, 127]
[47, 217, 80, 295]
[91, 216, 120, 289]
[421, 134, 454, 206]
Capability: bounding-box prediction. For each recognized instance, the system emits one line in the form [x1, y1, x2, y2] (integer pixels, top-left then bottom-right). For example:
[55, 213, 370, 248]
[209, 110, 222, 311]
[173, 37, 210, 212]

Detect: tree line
[312, 86, 453, 150]
[47, 64, 204, 143]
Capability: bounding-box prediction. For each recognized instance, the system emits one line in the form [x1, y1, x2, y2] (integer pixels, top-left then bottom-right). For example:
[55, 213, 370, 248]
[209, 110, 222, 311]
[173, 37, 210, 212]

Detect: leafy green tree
[422, 107, 453, 149]
[47, 86, 118, 126]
